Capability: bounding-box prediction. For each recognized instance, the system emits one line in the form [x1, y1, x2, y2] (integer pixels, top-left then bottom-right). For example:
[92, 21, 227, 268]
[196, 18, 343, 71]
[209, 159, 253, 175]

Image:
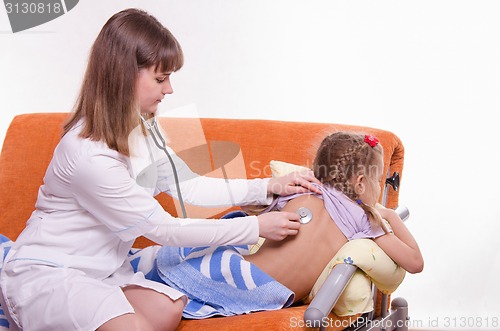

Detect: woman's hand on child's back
[268, 170, 322, 196]
[257, 211, 301, 241]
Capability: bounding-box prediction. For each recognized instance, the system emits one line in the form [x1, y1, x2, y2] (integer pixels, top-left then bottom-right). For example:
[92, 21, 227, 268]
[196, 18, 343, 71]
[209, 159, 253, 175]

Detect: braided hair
[313, 132, 386, 231]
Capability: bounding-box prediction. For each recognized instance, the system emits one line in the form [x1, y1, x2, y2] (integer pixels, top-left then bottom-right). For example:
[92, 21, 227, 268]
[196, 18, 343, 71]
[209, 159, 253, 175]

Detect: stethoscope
[140, 114, 188, 218]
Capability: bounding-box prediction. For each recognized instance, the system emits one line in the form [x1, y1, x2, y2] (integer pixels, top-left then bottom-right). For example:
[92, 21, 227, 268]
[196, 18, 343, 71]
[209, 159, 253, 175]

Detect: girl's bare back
[245, 194, 348, 302]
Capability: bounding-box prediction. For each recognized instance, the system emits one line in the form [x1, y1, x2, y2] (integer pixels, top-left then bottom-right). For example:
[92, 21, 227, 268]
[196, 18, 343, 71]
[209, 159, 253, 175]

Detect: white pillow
[305, 239, 406, 316]
[269, 160, 311, 177]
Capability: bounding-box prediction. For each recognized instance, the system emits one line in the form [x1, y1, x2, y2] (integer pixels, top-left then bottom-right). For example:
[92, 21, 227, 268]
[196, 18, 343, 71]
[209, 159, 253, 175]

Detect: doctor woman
[0, 8, 321, 331]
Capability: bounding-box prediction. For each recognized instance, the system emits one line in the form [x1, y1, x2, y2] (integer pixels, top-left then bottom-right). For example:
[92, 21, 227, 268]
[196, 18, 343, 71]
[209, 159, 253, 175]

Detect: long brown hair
[64, 8, 184, 156]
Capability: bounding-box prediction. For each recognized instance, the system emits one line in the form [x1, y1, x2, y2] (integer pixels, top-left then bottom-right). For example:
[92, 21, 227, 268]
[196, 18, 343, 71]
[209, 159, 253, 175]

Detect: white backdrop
[1, 1, 500, 329]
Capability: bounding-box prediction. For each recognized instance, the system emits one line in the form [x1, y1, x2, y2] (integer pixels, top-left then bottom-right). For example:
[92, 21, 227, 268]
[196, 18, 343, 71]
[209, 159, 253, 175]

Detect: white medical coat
[0, 121, 270, 330]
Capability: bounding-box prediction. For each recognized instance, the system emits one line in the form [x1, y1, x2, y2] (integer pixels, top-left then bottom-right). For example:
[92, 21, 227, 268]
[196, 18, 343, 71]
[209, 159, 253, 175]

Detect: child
[247, 132, 424, 301]
[152, 131, 424, 318]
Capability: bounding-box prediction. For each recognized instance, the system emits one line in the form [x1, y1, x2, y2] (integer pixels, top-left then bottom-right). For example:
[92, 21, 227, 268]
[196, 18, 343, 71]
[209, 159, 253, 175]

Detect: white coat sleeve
[152, 150, 273, 207]
[72, 153, 259, 246]
[143, 215, 260, 247]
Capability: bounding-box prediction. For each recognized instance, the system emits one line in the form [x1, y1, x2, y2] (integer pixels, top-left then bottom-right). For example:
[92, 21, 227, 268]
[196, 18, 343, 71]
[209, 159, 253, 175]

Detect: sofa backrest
[0, 113, 404, 247]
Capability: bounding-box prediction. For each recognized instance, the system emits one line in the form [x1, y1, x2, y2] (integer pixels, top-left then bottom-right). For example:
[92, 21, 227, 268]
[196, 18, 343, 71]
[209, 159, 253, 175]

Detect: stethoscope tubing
[140, 115, 188, 218]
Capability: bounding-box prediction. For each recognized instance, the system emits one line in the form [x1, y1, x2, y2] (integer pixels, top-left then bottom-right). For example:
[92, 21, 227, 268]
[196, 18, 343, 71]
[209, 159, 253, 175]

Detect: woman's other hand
[267, 170, 322, 196]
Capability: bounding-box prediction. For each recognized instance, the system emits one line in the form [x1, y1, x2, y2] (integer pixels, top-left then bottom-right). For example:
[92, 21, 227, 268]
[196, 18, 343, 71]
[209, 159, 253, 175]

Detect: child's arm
[373, 204, 424, 274]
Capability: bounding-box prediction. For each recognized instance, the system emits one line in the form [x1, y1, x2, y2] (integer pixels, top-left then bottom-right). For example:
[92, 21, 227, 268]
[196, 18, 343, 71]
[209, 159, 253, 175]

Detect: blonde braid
[313, 132, 387, 233]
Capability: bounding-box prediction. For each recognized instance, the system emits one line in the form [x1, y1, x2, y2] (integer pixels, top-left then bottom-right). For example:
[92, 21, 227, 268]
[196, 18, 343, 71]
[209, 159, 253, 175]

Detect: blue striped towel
[154, 245, 295, 319]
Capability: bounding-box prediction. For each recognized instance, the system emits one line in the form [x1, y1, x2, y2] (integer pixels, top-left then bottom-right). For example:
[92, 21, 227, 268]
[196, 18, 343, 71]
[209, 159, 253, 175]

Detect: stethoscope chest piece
[296, 207, 313, 224]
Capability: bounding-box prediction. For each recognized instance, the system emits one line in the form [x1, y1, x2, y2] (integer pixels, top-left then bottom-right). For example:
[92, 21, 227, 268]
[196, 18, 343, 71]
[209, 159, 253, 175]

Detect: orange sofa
[0, 113, 406, 330]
